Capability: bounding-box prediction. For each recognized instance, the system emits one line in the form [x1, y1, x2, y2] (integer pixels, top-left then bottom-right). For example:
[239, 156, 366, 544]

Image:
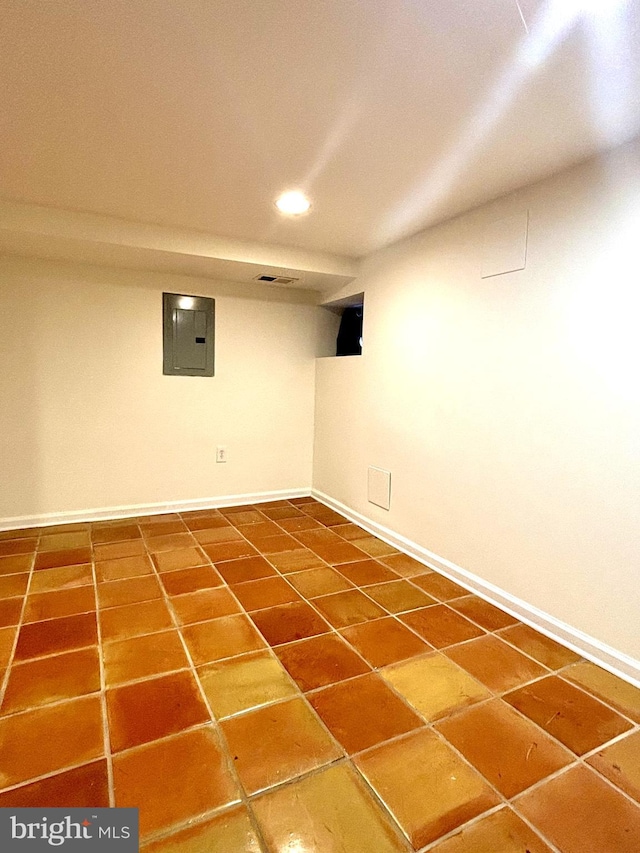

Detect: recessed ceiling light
[275, 190, 311, 215]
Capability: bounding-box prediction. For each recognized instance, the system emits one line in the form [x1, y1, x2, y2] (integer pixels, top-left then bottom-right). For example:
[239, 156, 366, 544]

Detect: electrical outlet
[216, 445, 228, 463]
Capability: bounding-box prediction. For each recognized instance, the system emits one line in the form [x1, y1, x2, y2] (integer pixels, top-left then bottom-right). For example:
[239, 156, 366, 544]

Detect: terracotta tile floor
[1, 498, 639, 852]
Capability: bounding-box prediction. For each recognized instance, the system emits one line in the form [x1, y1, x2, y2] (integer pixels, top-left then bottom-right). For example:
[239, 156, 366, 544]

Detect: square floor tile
[445, 634, 548, 693]
[340, 617, 431, 667]
[96, 554, 153, 582]
[30, 564, 93, 593]
[183, 509, 228, 522]
[313, 589, 387, 628]
[38, 531, 91, 551]
[35, 548, 92, 570]
[300, 538, 368, 566]
[0, 626, 16, 668]
[410, 573, 469, 599]
[351, 536, 398, 557]
[287, 566, 353, 598]
[214, 556, 277, 584]
[183, 515, 230, 531]
[0, 759, 110, 808]
[92, 524, 141, 544]
[23, 586, 96, 623]
[251, 533, 302, 554]
[0, 598, 23, 628]
[2, 646, 101, 713]
[330, 522, 366, 540]
[505, 674, 633, 755]
[301, 507, 347, 526]
[563, 661, 640, 723]
[141, 806, 263, 853]
[401, 605, 485, 649]
[355, 728, 499, 848]
[364, 579, 437, 613]
[587, 730, 640, 803]
[221, 509, 263, 524]
[220, 696, 341, 794]
[309, 672, 424, 754]
[516, 764, 640, 853]
[275, 633, 371, 691]
[298, 504, 343, 521]
[0, 538, 37, 557]
[250, 600, 330, 646]
[140, 520, 188, 537]
[203, 541, 259, 563]
[379, 553, 429, 578]
[428, 807, 554, 853]
[238, 520, 282, 541]
[171, 587, 241, 625]
[449, 595, 519, 631]
[145, 532, 197, 552]
[497, 623, 581, 669]
[0, 695, 104, 789]
[262, 506, 304, 520]
[267, 549, 326, 573]
[14, 612, 98, 661]
[103, 629, 189, 686]
[381, 654, 490, 721]
[94, 539, 147, 561]
[107, 670, 209, 752]
[278, 515, 324, 532]
[230, 576, 301, 611]
[336, 559, 399, 586]
[193, 526, 242, 544]
[182, 614, 266, 665]
[198, 650, 298, 718]
[152, 547, 208, 573]
[252, 762, 410, 853]
[315, 511, 349, 528]
[113, 726, 240, 840]
[160, 565, 223, 596]
[100, 598, 174, 642]
[0, 573, 29, 599]
[0, 554, 33, 575]
[435, 698, 572, 797]
[97, 575, 163, 609]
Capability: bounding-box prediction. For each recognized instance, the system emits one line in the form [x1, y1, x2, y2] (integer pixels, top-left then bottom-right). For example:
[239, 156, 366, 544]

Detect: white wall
[314, 136, 640, 662]
[0, 258, 329, 521]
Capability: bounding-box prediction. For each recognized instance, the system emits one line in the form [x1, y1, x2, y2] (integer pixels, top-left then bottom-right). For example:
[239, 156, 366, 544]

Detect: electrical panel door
[162, 293, 215, 377]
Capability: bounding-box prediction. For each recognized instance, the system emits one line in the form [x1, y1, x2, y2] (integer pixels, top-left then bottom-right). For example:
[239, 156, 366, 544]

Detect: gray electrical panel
[163, 293, 215, 376]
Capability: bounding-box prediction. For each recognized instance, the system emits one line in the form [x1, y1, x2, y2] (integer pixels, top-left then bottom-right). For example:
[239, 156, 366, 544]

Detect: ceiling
[1, 0, 640, 283]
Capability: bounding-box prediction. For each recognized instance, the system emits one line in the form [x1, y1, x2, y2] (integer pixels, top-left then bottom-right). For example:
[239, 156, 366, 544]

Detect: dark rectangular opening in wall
[336, 305, 363, 356]
[321, 292, 364, 358]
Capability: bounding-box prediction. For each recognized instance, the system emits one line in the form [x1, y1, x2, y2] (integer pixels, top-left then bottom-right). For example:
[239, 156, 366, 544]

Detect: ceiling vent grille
[254, 274, 299, 285]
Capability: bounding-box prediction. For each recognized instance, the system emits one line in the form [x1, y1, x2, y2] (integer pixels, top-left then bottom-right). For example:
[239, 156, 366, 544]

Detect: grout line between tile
[90, 548, 116, 808]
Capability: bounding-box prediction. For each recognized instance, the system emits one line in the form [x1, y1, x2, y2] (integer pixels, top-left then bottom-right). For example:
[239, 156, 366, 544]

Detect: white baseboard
[313, 489, 640, 689]
[0, 488, 311, 532]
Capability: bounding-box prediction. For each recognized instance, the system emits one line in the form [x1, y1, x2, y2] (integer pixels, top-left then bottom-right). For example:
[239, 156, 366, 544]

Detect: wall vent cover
[254, 274, 299, 285]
